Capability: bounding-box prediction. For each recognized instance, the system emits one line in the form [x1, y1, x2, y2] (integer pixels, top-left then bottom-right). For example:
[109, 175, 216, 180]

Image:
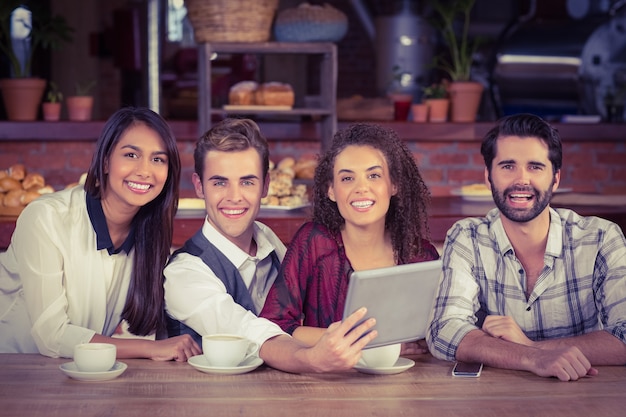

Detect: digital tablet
[342, 259, 443, 349]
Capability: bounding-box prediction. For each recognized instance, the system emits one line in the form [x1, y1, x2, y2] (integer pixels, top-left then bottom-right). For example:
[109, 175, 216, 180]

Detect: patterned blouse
[259, 222, 440, 334]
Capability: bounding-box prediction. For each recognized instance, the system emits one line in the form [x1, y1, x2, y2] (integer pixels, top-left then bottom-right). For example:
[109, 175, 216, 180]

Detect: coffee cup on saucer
[202, 334, 259, 367]
[360, 343, 401, 368]
[73, 343, 116, 372]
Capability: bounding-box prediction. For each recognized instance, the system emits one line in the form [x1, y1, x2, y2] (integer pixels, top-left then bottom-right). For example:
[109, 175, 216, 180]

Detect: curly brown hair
[312, 123, 432, 263]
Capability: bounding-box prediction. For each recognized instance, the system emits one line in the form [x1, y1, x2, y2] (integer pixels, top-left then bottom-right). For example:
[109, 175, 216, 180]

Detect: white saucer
[354, 357, 415, 375]
[188, 355, 264, 375]
[59, 361, 127, 381]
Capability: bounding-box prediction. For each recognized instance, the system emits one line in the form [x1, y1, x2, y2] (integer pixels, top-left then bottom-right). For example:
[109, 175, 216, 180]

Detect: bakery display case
[197, 42, 337, 150]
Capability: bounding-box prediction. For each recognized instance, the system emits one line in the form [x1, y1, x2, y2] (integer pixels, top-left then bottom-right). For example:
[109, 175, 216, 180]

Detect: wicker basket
[185, 0, 279, 43]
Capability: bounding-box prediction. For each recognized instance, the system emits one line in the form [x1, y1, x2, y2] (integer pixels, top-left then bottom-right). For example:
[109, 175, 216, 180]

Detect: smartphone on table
[452, 362, 483, 377]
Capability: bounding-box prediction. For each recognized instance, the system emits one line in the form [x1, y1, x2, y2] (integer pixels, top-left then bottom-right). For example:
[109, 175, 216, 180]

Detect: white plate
[451, 187, 573, 202]
[223, 105, 293, 111]
[188, 355, 264, 375]
[450, 188, 493, 202]
[59, 361, 127, 381]
[260, 203, 310, 212]
[354, 357, 415, 375]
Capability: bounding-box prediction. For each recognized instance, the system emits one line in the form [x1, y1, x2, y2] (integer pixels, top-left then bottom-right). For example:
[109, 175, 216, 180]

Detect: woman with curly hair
[260, 123, 439, 352]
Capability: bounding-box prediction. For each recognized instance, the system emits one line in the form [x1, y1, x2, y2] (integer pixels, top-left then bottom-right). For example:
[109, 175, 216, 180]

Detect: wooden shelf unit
[197, 42, 338, 150]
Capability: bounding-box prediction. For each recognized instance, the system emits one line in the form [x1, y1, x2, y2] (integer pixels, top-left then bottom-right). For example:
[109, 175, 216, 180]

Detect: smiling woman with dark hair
[260, 123, 439, 351]
[0, 107, 200, 361]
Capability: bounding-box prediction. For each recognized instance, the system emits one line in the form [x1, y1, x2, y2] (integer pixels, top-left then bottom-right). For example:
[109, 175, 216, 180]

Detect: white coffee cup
[360, 343, 401, 368]
[73, 343, 116, 372]
[202, 334, 258, 367]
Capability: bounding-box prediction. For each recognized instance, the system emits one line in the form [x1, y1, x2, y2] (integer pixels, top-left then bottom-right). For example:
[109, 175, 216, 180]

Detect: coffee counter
[2, 195, 625, 251]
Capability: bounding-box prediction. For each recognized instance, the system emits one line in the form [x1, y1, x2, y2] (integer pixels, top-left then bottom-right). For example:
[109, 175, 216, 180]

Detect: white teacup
[202, 334, 258, 367]
[360, 343, 401, 368]
[73, 343, 116, 372]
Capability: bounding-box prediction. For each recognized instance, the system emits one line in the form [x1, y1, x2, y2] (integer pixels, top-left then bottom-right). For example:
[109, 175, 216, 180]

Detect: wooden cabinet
[196, 42, 337, 150]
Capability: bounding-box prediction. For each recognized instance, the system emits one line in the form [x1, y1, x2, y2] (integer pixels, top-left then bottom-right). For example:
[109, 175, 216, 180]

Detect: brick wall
[2, 129, 624, 197]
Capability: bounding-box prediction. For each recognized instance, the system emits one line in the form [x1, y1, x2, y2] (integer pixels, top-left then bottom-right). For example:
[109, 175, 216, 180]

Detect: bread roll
[0, 177, 21, 193]
[8, 164, 26, 181]
[229, 81, 258, 105]
[0, 170, 7, 180]
[460, 183, 491, 196]
[255, 82, 294, 106]
[3, 189, 25, 207]
[38, 185, 55, 194]
[20, 190, 41, 205]
[294, 158, 317, 179]
[277, 156, 296, 170]
[22, 173, 45, 190]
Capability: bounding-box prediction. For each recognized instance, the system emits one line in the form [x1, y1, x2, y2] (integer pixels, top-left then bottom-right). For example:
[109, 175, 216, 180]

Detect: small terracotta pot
[66, 96, 94, 121]
[448, 81, 484, 122]
[425, 98, 450, 123]
[0, 78, 46, 121]
[42, 102, 62, 121]
[411, 103, 428, 122]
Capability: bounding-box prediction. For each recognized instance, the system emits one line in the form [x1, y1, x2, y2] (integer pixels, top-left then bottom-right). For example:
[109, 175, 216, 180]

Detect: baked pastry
[294, 157, 317, 179]
[38, 185, 55, 194]
[8, 164, 26, 180]
[22, 173, 45, 190]
[0, 177, 21, 192]
[20, 190, 42, 205]
[228, 81, 259, 105]
[3, 189, 25, 207]
[255, 82, 294, 107]
[460, 183, 491, 196]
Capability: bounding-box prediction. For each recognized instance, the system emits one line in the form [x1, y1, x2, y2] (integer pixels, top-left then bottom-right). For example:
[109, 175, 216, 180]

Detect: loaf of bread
[0, 177, 21, 193]
[0, 166, 53, 214]
[261, 156, 309, 208]
[255, 82, 294, 106]
[22, 173, 45, 191]
[8, 164, 26, 180]
[228, 81, 259, 105]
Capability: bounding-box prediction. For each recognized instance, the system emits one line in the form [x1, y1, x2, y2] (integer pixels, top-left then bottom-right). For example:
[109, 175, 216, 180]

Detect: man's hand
[527, 346, 598, 381]
[482, 315, 534, 346]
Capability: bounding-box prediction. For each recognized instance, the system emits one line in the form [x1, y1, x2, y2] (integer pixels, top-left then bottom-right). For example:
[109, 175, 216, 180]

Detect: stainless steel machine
[492, 0, 626, 120]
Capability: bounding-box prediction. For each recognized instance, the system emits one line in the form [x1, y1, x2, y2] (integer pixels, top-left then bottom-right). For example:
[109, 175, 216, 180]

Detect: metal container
[492, 4, 626, 120]
[374, 11, 436, 99]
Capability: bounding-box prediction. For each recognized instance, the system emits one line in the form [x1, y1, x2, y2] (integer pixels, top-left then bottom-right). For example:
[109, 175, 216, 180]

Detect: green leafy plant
[45, 81, 63, 103]
[423, 82, 448, 99]
[429, 0, 480, 82]
[0, 1, 74, 78]
[74, 80, 96, 96]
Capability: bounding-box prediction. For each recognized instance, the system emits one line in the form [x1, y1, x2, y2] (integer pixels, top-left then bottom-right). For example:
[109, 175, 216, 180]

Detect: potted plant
[42, 81, 62, 121]
[430, 0, 483, 122]
[66, 80, 96, 121]
[422, 82, 450, 123]
[0, 1, 73, 120]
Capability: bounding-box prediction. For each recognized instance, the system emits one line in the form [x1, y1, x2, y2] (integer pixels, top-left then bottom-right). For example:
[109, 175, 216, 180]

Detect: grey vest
[165, 229, 280, 345]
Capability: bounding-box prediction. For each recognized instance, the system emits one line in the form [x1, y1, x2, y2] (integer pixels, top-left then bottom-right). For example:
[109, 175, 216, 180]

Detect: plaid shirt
[427, 207, 626, 361]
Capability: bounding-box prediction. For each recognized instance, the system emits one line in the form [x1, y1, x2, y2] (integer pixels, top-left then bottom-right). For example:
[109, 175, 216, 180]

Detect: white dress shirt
[164, 219, 287, 348]
[0, 186, 132, 357]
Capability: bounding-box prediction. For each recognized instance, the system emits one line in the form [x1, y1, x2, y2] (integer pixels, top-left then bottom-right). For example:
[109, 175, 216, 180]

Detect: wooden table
[2, 195, 625, 250]
[0, 353, 624, 417]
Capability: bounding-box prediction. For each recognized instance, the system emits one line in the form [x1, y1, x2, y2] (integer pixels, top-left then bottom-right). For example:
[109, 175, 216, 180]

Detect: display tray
[0, 206, 24, 217]
[260, 203, 310, 212]
[223, 105, 293, 111]
[451, 187, 573, 202]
